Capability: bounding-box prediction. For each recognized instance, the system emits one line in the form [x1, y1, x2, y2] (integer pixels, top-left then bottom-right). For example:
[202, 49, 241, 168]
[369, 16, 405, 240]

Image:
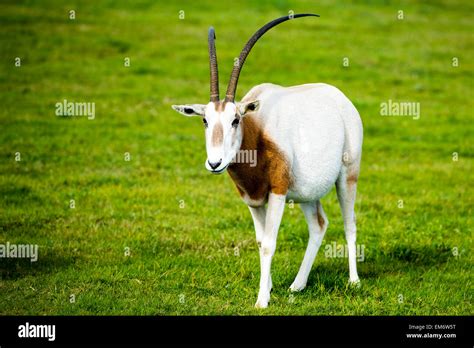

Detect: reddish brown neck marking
[227, 116, 291, 202]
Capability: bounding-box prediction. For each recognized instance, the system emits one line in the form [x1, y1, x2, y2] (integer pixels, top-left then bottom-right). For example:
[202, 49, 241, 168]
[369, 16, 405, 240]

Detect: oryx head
[172, 14, 319, 174]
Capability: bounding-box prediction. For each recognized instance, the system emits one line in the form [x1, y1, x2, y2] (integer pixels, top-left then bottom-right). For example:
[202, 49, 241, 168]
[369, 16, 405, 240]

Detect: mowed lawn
[0, 0, 472, 315]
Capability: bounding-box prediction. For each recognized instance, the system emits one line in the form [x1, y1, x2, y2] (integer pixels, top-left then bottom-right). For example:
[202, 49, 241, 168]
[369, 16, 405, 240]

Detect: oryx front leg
[255, 193, 286, 309]
[290, 201, 328, 292]
[248, 205, 266, 251]
[336, 168, 360, 285]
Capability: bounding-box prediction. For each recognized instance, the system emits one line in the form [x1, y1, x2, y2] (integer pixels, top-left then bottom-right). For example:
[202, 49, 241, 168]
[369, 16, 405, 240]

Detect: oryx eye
[231, 118, 240, 128]
[202, 118, 208, 128]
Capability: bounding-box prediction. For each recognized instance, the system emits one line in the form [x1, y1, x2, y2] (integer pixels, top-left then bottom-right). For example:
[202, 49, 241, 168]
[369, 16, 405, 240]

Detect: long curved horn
[208, 27, 220, 102]
[225, 13, 319, 102]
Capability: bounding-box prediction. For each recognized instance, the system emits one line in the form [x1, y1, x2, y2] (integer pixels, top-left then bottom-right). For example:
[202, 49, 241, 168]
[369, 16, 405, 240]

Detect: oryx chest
[228, 83, 348, 206]
[227, 117, 291, 207]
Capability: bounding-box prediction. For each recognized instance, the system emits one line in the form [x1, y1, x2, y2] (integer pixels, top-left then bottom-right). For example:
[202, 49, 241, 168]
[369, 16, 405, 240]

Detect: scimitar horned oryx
[172, 13, 363, 308]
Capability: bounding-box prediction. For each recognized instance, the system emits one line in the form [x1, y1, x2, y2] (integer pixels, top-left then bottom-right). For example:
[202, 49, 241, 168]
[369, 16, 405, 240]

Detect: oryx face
[171, 15, 299, 174]
[172, 100, 258, 174]
[202, 102, 241, 173]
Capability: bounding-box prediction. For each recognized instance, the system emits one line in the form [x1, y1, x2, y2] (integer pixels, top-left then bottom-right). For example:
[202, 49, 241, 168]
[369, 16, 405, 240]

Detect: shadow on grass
[291, 242, 454, 293]
[0, 184, 44, 206]
[0, 252, 78, 280]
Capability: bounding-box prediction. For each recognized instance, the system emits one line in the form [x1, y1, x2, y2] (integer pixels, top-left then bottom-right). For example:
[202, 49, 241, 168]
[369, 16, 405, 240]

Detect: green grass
[0, 0, 472, 315]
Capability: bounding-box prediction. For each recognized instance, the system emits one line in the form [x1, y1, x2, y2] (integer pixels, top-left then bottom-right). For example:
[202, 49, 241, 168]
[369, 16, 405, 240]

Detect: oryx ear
[237, 100, 259, 117]
[171, 104, 206, 117]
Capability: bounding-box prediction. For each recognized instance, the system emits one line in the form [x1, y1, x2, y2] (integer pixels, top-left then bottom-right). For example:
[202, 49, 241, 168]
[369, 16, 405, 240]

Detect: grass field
[0, 0, 472, 315]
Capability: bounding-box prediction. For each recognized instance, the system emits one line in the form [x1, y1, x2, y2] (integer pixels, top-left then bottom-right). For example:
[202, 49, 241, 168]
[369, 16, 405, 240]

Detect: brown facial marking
[211, 121, 223, 146]
[227, 116, 291, 203]
[214, 101, 227, 112]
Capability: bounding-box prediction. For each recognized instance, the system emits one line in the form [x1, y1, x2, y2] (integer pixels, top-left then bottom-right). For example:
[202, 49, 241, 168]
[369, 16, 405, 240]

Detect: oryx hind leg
[290, 200, 328, 292]
[336, 164, 360, 284]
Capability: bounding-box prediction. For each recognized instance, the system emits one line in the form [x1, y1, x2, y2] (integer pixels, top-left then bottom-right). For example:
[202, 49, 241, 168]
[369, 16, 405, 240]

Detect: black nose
[208, 159, 222, 170]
